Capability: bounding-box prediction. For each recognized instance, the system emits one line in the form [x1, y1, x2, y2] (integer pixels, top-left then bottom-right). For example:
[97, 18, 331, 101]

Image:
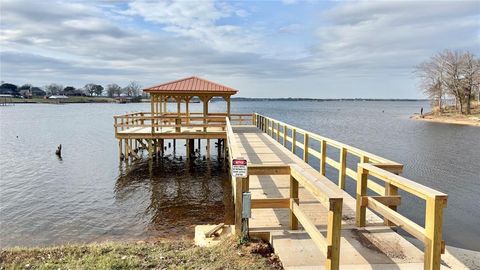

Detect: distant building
[0, 83, 20, 97]
[19, 87, 46, 98]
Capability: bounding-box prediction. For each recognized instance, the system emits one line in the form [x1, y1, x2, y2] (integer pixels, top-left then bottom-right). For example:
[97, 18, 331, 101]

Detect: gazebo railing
[114, 112, 254, 134]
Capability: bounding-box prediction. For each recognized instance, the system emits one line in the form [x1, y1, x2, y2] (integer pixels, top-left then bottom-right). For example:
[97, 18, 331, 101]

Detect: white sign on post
[232, 158, 248, 178]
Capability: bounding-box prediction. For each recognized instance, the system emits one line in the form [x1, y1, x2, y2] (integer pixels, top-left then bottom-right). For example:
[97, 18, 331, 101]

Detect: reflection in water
[114, 153, 233, 240]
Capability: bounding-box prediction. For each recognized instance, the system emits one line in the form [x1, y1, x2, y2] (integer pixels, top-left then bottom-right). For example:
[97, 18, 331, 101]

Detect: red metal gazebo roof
[143, 76, 238, 95]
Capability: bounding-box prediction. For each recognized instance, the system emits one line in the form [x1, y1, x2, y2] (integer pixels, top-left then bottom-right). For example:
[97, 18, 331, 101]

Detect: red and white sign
[232, 158, 248, 178]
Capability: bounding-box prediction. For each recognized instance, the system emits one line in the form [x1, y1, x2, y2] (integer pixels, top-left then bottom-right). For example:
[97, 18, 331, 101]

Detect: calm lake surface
[1, 101, 479, 250]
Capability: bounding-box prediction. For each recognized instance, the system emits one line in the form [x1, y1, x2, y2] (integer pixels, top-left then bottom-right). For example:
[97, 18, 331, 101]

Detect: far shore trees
[415, 50, 480, 115]
[45, 83, 63, 96]
[123, 81, 142, 97]
[106, 83, 122, 97]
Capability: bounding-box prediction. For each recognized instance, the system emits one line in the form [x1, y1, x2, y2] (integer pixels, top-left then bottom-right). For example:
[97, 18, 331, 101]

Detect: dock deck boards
[233, 125, 426, 269]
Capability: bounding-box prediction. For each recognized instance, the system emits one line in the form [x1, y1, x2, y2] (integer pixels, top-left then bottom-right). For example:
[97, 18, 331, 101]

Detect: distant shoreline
[411, 113, 480, 127]
[230, 97, 427, 102]
[4, 97, 429, 104]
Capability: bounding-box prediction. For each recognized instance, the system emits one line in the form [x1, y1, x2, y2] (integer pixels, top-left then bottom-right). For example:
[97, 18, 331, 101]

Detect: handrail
[253, 113, 447, 270]
[225, 115, 342, 269]
[114, 113, 254, 134]
[357, 163, 447, 270]
[237, 163, 343, 270]
[254, 113, 403, 195]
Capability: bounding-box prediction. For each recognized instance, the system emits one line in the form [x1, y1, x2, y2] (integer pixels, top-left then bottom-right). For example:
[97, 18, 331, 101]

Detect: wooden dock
[226, 115, 448, 270]
[113, 77, 449, 270]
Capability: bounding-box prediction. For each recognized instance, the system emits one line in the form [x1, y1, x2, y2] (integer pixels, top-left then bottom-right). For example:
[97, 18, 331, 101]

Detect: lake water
[0, 101, 479, 251]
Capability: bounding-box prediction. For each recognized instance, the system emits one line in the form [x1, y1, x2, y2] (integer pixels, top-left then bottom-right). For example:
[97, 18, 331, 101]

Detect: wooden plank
[360, 163, 447, 200]
[205, 223, 225, 238]
[326, 157, 341, 170]
[361, 195, 402, 207]
[291, 200, 329, 255]
[251, 198, 290, 209]
[248, 164, 291, 175]
[290, 164, 344, 204]
[366, 196, 426, 242]
[367, 179, 386, 195]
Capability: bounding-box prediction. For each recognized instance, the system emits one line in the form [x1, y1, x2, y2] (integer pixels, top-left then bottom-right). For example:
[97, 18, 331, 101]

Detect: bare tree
[106, 83, 122, 97]
[415, 50, 480, 114]
[123, 81, 142, 97]
[415, 54, 446, 112]
[459, 52, 480, 114]
[45, 83, 63, 95]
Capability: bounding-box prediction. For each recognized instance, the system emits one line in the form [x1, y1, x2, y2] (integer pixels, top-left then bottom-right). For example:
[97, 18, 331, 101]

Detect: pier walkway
[232, 125, 423, 269]
[227, 114, 448, 270]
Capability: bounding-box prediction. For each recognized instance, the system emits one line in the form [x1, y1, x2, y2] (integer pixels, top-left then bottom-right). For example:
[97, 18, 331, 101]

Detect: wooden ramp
[233, 125, 428, 269]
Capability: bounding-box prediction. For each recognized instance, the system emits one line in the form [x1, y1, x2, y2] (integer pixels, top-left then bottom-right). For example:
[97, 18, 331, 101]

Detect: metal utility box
[242, 192, 251, 218]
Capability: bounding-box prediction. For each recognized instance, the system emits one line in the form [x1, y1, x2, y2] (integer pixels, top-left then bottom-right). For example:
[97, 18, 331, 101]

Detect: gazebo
[143, 76, 238, 119]
[114, 76, 243, 161]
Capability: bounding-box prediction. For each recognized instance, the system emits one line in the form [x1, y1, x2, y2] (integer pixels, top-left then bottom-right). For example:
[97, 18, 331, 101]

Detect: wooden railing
[114, 112, 253, 134]
[253, 113, 448, 270]
[254, 114, 404, 196]
[225, 117, 343, 270]
[357, 164, 447, 270]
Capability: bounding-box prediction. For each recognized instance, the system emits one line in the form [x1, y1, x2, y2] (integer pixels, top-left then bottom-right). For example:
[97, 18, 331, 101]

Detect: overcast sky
[1, 0, 478, 98]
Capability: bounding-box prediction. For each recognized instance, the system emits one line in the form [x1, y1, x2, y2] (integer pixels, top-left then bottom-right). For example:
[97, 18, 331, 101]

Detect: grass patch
[0, 237, 282, 270]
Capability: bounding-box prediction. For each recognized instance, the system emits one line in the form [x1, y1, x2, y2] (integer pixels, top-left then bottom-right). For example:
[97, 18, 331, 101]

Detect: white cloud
[308, 0, 480, 75]
[121, 0, 259, 53]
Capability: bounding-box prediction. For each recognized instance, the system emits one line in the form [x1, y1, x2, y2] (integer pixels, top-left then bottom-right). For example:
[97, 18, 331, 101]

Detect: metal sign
[232, 158, 248, 178]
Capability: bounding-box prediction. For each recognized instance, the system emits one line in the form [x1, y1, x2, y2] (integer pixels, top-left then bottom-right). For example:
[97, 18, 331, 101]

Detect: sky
[0, 0, 479, 98]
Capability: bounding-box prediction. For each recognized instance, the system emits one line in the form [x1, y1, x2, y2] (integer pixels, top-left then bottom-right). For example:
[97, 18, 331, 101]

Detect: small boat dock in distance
[113, 77, 448, 270]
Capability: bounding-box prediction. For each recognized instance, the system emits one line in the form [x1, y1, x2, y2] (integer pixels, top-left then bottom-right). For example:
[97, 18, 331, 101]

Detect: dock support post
[289, 175, 299, 230]
[148, 139, 153, 158]
[118, 140, 123, 160]
[217, 139, 222, 158]
[173, 139, 176, 154]
[207, 139, 211, 159]
[124, 139, 128, 161]
[188, 139, 194, 159]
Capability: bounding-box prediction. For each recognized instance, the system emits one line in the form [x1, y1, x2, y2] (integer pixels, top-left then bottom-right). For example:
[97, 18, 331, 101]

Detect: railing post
[320, 140, 327, 175]
[292, 129, 297, 154]
[326, 198, 342, 270]
[283, 125, 287, 146]
[303, 133, 309, 162]
[384, 183, 398, 226]
[234, 177, 244, 236]
[275, 122, 279, 141]
[114, 117, 118, 134]
[289, 174, 299, 230]
[424, 196, 447, 270]
[356, 165, 368, 227]
[338, 147, 347, 190]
